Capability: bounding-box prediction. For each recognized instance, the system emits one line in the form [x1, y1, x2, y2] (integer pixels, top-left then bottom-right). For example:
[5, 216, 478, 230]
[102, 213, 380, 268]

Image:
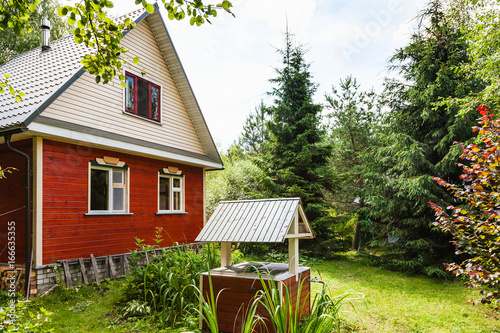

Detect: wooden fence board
[90, 254, 100, 285]
[61, 260, 72, 287]
[108, 256, 116, 279]
[78, 258, 89, 285]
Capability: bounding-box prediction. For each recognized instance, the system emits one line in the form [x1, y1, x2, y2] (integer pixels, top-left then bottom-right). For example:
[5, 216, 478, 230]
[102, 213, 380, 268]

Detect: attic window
[124, 72, 161, 122]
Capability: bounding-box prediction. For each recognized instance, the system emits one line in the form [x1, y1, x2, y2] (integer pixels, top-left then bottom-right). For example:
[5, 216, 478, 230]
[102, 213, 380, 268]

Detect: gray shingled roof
[0, 35, 89, 129]
[0, 8, 147, 131]
[195, 198, 313, 243]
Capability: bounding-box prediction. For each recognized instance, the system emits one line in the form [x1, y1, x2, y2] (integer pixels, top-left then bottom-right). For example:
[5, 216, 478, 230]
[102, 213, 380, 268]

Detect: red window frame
[124, 72, 161, 122]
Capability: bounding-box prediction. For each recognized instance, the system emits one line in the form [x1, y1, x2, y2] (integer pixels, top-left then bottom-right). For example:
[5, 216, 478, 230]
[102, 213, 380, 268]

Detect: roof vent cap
[41, 18, 51, 51]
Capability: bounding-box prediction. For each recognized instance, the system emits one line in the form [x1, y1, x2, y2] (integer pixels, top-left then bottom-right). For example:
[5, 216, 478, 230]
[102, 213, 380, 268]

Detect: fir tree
[325, 76, 380, 251]
[239, 100, 270, 156]
[365, 0, 483, 274]
[260, 29, 332, 239]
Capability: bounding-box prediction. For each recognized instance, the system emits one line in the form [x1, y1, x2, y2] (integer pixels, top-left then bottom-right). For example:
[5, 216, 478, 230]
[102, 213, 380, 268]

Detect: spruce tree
[365, 0, 483, 274]
[325, 76, 380, 251]
[239, 100, 270, 156]
[260, 30, 332, 240]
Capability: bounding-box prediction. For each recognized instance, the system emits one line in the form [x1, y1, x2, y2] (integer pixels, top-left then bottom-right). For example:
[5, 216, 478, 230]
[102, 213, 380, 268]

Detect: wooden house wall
[42, 139, 204, 264]
[41, 19, 206, 156]
[0, 139, 32, 264]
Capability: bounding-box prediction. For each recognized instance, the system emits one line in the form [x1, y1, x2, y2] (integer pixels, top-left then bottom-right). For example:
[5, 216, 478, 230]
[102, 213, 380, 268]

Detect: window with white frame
[158, 170, 184, 213]
[89, 160, 128, 213]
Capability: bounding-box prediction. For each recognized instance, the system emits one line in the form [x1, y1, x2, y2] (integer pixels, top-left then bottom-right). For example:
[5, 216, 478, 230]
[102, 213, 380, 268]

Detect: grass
[311, 252, 500, 333]
[28, 280, 196, 332]
[24, 252, 500, 332]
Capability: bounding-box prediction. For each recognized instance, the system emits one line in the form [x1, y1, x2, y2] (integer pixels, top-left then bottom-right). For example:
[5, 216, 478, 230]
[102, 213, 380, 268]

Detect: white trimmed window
[89, 159, 129, 214]
[158, 168, 184, 213]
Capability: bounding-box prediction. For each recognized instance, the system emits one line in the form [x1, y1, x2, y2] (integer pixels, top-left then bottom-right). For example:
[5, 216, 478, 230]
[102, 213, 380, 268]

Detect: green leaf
[120, 81, 127, 88]
[59, 7, 68, 16]
[145, 3, 155, 13]
[133, 56, 140, 64]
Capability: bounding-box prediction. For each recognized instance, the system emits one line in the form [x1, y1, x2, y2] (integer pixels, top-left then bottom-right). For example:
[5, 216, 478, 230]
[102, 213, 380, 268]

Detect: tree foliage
[325, 75, 380, 250]
[430, 105, 500, 306]
[239, 100, 270, 156]
[0, 166, 17, 180]
[364, 0, 482, 274]
[0, 0, 233, 94]
[206, 156, 275, 216]
[258, 29, 332, 246]
[444, 0, 500, 114]
[0, 0, 71, 66]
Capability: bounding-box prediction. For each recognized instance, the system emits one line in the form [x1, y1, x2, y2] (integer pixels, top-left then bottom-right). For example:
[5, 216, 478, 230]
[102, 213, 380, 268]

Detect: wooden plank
[90, 254, 100, 285]
[78, 258, 89, 285]
[123, 254, 130, 275]
[108, 256, 116, 280]
[104, 256, 110, 279]
[61, 260, 72, 287]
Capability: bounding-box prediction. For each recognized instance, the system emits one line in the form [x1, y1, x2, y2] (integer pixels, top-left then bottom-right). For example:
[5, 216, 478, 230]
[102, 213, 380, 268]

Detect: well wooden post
[220, 242, 232, 267]
[288, 211, 299, 279]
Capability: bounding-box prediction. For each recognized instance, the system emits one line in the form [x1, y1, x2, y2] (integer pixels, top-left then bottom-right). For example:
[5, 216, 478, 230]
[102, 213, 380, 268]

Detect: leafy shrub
[121, 237, 243, 327]
[0, 300, 52, 332]
[430, 105, 500, 305]
[206, 159, 274, 215]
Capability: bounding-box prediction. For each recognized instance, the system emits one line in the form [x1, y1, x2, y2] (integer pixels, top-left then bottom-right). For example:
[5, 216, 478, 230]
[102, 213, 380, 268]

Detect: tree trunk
[351, 213, 362, 251]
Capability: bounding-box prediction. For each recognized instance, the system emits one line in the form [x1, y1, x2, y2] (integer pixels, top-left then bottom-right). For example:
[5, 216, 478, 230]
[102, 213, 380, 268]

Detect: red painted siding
[42, 139, 204, 264]
[0, 139, 32, 265]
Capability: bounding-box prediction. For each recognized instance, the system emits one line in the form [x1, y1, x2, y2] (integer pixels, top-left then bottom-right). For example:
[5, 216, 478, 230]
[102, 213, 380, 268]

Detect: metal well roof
[196, 198, 311, 243]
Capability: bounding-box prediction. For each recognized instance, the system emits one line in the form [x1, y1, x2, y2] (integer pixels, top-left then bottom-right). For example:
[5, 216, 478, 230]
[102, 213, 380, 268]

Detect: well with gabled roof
[195, 198, 314, 332]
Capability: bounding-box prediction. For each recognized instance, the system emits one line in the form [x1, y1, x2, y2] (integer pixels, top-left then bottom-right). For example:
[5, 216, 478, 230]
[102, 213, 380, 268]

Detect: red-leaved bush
[429, 105, 500, 306]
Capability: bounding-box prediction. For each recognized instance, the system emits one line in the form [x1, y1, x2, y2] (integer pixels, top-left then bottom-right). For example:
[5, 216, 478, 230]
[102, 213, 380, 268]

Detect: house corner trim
[33, 137, 43, 266]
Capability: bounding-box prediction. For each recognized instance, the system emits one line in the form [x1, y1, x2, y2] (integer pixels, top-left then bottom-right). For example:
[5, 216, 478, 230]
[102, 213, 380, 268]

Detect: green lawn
[26, 252, 500, 332]
[312, 253, 500, 333]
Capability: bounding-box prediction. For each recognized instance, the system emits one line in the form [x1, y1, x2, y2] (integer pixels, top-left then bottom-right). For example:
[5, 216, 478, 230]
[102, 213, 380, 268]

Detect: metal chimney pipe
[41, 18, 51, 51]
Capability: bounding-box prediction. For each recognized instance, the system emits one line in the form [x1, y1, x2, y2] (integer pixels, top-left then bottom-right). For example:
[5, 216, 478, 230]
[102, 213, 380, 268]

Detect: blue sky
[106, 0, 429, 149]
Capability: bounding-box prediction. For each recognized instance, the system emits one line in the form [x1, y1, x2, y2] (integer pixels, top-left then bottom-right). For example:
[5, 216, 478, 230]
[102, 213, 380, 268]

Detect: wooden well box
[200, 263, 310, 333]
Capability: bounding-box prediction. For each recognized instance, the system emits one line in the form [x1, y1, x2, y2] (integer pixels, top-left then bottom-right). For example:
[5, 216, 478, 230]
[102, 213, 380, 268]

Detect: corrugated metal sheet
[196, 198, 305, 243]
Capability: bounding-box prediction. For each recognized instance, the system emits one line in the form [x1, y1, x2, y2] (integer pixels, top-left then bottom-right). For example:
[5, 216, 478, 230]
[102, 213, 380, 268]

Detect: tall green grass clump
[120, 232, 243, 328]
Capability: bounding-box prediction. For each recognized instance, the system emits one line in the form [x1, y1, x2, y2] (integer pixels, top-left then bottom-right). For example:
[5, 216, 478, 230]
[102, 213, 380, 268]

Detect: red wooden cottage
[0, 6, 222, 294]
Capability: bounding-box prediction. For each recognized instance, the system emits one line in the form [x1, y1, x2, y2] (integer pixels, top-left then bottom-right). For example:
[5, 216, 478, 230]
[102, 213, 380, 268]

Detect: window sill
[85, 213, 134, 216]
[156, 212, 188, 215]
[123, 111, 163, 125]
